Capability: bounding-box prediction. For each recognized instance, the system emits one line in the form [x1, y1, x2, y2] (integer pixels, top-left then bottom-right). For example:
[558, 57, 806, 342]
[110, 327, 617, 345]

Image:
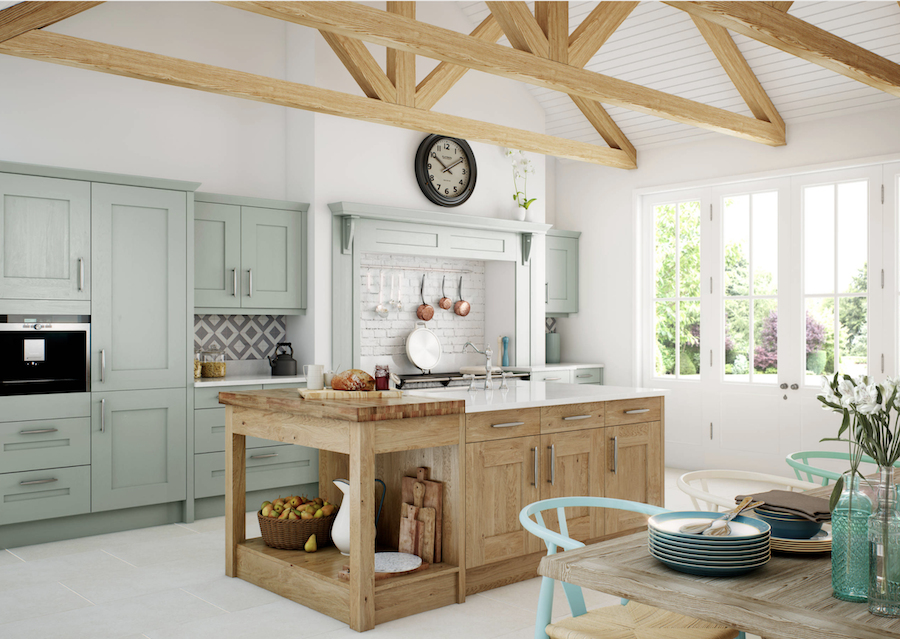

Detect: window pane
[725, 299, 749, 381]
[752, 192, 778, 295]
[839, 296, 867, 377]
[654, 204, 677, 299]
[679, 201, 701, 298]
[837, 181, 867, 294]
[680, 301, 701, 378]
[724, 195, 749, 297]
[655, 301, 676, 377]
[806, 298, 834, 381]
[804, 185, 835, 295]
[753, 299, 778, 383]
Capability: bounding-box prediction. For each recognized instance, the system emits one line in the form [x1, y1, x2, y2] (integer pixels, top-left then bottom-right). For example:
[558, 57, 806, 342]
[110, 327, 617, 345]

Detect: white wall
[554, 103, 900, 387]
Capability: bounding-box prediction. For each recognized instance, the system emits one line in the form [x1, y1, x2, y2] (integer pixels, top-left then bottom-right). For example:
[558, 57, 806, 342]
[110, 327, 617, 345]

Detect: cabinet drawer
[531, 370, 572, 384]
[194, 444, 319, 499]
[0, 417, 90, 473]
[0, 393, 91, 422]
[0, 465, 91, 526]
[466, 408, 540, 443]
[194, 384, 261, 409]
[572, 368, 602, 385]
[540, 402, 605, 434]
[194, 407, 287, 453]
[605, 397, 661, 426]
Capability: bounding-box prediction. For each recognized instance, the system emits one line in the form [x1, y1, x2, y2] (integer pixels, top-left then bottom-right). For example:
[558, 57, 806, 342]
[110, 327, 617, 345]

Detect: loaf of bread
[331, 369, 375, 391]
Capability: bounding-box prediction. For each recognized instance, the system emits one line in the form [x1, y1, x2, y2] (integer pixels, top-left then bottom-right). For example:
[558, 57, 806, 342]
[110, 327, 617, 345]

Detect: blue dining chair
[785, 450, 891, 486]
[519, 496, 745, 639]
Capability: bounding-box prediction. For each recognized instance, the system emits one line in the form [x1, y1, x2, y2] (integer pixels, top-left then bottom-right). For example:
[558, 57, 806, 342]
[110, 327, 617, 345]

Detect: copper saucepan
[454, 276, 470, 317]
[439, 276, 452, 310]
[416, 275, 434, 321]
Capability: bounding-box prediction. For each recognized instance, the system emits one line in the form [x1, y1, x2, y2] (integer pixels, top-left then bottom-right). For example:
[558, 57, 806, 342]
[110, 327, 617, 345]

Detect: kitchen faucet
[464, 342, 494, 390]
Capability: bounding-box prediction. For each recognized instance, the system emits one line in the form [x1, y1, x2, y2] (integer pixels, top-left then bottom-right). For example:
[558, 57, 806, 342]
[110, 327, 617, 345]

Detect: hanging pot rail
[359, 263, 472, 274]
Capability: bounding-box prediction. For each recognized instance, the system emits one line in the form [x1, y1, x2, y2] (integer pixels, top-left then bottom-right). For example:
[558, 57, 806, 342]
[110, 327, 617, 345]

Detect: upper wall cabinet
[194, 193, 307, 314]
[91, 184, 187, 391]
[546, 229, 580, 316]
[0, 173, 91, 300]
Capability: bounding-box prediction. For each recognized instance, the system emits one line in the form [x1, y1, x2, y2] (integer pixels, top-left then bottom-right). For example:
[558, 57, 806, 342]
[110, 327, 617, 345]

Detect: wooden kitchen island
[219, 389, 466, 632]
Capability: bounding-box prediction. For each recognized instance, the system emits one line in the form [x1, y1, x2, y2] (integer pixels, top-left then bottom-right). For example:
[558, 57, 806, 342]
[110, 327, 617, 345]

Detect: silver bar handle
[78, 258, 84, 291]
[612, 436, 618, 474]
[19, 428, 59, 435]
[532, 447, 538, 486]
[100, 398, 106, 433]
[491, 421, 525, 428]
[624, 408, 650, 415]
[543, 377, 561, 381]
[575, 374, 592, 379]
[100, 349, 106, 383]
[20, 478, 58, 486]
[548, 444, 556, 485]
[545, 282, 548, 304]
[563, 415, 592, 421]
[250, 453, 278, 459]
[248, 269, 253, 297]
[232, 269, 237, 297]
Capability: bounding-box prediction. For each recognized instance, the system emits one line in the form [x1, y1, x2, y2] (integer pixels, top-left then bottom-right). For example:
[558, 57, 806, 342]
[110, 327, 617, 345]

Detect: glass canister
[193, 349, 202, 380]
[201, 349, 226, 378]
[832, 471, 873, 602]
[868, 466, 900, 617]
[375, 365, 390, 391]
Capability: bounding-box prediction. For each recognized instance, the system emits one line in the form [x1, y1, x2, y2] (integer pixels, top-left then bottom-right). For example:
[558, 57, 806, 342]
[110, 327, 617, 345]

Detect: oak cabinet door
[91, 389, 187, 511]
[466, 436, 542, 568]
[604, 421, 663, 534]
[91, 183, 187, 391]
[241, 206, 303, 310]
[194, 201, 241, 308]
[540, 429, 605, 542]
[0, 173, 90, 300]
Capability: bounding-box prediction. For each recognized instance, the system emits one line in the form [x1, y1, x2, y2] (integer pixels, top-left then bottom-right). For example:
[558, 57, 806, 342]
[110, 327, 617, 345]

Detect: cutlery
[679, 497, 764, 536]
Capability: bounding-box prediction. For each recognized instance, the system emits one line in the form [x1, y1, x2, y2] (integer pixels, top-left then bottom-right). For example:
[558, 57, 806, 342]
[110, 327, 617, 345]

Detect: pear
[272, 497, 285, 508]
[304, 534, 317, 553]
[288, 511, 300, 520]
[273, 503, 284, 514]
[261, 505, 273, 518]
[314, 508, 324, 519]
[267, 509, 279, 518]
[321, 504, 335, 517]
[300, 511, 314, 520]
[278, 507, 290, 520]
[261, 500, 271, 511]
[288, 496, 301, 508]
[314, 497, 324, 506]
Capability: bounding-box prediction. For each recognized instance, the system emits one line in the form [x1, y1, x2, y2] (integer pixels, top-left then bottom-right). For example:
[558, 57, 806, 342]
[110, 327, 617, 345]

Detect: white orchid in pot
[506, 149, 536, 220]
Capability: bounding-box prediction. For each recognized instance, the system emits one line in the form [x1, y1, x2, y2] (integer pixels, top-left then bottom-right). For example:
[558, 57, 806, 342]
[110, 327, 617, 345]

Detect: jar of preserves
[201, 349, 226, 378]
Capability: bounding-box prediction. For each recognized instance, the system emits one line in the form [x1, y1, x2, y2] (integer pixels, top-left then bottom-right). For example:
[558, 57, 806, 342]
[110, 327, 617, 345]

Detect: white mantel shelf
[406, 380, 666, 413]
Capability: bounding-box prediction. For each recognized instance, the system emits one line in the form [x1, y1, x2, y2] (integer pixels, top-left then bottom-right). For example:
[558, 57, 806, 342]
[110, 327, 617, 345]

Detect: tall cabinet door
[194, 201, 241, 308]
[91, 184, 186, 391]
[0, 173, 91, 300]
[604, 421, 663, 534]
[541, 429, 605, 542]
[545, 235, 578, 314]
[241, 206, 303, 309]
[466, 436, 542, 568]
[91, 389, 187, 511]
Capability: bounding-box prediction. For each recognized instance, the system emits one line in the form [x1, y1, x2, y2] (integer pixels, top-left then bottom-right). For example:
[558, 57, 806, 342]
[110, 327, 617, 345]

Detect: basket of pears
[258, 495, 338, 551]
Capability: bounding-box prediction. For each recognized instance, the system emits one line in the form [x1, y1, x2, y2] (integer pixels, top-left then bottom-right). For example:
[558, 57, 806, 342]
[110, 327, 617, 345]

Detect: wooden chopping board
[401, 468, 443, 563]
[298, 389, 403, 399]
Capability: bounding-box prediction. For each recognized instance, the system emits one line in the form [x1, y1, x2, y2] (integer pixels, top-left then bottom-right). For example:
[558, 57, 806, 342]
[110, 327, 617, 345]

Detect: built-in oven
[0, 315, 90, 396]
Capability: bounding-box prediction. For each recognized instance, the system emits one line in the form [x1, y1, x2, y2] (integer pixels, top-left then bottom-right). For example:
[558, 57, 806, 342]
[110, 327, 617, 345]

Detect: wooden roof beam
[534, 1, 568, 64]
[665, 2, 900, 99]
[762, 2, 794, 11]
[386, 1, 415, 107]
[486, 1, 548, 58]
[0, 1, 102, 44]
[0, 29, 636, 169]
[220, 2, 784, 146]
[320, 30, 396, 102]
[568, 1, 639, 69]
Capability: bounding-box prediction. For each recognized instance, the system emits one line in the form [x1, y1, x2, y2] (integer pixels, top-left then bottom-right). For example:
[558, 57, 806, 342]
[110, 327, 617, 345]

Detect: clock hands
[430, 152, 451, 174]
[442, 159, 464, 173]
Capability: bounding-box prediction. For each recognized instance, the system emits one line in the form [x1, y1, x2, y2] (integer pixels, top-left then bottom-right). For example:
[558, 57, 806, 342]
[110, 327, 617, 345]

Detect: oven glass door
[0, 330, 88, 395]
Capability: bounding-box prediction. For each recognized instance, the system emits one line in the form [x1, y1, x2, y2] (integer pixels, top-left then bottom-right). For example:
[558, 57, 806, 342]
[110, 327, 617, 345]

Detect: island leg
[225, 405, 246, 578]
[349, 423, 375, 631]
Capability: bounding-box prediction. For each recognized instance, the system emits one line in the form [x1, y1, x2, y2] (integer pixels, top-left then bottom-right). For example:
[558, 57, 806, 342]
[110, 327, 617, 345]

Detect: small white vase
[331, 478, 351, 555]
[514, 206, 527, 221]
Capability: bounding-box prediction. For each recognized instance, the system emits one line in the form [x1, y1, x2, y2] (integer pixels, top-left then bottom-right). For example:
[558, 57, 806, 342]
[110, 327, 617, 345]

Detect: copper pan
[438, 276, 452, 310]
[454, 276, 470, 317]
[416, 275, 434, 321]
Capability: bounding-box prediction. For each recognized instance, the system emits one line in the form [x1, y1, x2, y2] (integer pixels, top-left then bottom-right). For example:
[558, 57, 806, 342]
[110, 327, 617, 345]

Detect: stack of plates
[769, 524, 832, 553]
[647, 512, 771, 576]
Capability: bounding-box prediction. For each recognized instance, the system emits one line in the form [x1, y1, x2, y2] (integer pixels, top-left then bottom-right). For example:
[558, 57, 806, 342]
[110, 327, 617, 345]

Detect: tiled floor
[0, 469, 763, 639]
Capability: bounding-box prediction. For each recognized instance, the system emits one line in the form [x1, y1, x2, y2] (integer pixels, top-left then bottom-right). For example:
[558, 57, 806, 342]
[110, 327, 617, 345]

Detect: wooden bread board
[401, 468, 443, 563]
[298, 389, 403, 399]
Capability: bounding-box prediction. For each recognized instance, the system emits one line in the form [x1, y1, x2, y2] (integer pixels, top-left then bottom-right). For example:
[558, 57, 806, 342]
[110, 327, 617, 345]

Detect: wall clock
[414, 134, 477, 207]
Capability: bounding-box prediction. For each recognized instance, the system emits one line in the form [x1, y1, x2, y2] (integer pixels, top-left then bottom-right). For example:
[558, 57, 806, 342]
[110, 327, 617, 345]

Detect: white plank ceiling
[458, 1, 900, 150]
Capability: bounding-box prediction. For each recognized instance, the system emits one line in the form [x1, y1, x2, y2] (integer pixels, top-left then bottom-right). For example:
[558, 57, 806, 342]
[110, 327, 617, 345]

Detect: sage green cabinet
[546, 230, 580, 316]
[91, 389, 187, 512]
[91, 183, 187, 391]
[0, 173, 91, 300]
[194, 193, 307, 313]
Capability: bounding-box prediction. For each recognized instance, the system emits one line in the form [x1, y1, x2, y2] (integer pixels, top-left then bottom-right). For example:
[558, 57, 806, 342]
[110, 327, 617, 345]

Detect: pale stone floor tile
[0, 549, 25, 565]
[0, 581, 94, 625]
[179, 574, 282, 612]
[100, 530, 224, 567]
[10, 524, 198, 562]
[0, 549, 135, 594]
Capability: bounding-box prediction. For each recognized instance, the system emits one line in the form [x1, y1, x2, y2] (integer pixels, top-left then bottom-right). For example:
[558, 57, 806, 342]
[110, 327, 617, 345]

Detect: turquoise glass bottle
[832, 472, 873, 602]
[868, 466, 900, 617]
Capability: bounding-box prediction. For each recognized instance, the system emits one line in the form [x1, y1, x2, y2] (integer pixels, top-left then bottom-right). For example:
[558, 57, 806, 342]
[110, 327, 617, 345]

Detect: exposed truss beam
[0, 29, 636, 168]
[221, 2, 784, 146]
[691, 17, 783, 131]
[568, 1, 639, 69]
[569, 96, 636, 162]
[415, 14, 504, 111]
[0, 1, 102, 44]
[486, 1, 548, 57]
[665, 2, 900, 99]
[534, 1, 567, 64]
[762, 2, 794, 11]
[320, 30, 396, 102]
[386, 1, 414, 106]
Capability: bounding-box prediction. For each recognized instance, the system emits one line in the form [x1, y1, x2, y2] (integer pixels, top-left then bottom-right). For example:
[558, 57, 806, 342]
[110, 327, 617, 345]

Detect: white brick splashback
[360, 254, 485, 368]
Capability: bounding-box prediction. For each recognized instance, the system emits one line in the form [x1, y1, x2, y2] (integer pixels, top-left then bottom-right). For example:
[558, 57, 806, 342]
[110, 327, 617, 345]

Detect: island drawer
[194, 444, 319, 499]
[540, 402, 605, 434]
[572, 368, 603, 384]
[0, 465, 91, 526]
[605, 397, 661, 426]
[466, 408, 541, 443]
[194, 408, 289, 453]
[194, 384, 262, 410]
[0, 417, 91, 473]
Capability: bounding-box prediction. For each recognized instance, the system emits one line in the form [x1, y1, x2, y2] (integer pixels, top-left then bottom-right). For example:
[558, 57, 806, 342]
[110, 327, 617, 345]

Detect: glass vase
[832, 471, 872, 602]
[868, 466, 900, 617]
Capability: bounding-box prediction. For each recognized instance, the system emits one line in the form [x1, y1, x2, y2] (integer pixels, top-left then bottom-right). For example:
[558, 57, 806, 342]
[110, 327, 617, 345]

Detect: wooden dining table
[538, 482, 900, 639]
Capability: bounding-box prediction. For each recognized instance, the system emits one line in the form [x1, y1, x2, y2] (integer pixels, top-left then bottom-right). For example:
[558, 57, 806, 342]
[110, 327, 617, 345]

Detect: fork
[679, 497, 764, 536]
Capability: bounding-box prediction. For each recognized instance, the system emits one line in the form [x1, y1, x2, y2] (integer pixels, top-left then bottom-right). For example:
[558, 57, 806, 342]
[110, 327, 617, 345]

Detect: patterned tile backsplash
[194, 314, 286, 360]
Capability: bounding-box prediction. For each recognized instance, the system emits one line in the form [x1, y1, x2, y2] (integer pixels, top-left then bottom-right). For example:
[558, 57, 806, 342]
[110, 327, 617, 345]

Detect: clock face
[415, 135, 477, 207]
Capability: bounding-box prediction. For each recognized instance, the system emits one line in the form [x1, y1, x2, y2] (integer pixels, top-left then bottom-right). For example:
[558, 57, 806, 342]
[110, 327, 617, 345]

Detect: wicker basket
[258, 511, 337, 550]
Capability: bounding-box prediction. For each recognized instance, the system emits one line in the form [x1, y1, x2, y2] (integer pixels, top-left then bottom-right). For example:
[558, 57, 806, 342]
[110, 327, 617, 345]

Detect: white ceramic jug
[331, 479, 351, 555]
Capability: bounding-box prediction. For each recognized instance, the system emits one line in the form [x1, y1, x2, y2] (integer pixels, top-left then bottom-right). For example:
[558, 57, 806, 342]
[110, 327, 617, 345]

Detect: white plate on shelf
[373, 552, 422, 573]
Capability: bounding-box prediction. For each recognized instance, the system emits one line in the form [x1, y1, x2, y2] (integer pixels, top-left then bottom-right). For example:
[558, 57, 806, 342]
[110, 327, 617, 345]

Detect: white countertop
[194, 374, 307, 388]
[406, 380, 664, 413]
[502, 362, 604, 372]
